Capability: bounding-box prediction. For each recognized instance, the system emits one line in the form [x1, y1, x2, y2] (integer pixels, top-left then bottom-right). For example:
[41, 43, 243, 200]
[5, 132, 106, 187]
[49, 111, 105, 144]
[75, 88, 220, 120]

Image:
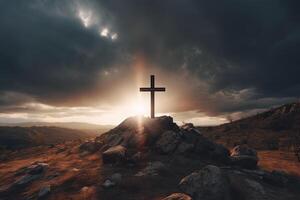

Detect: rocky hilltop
[0, 116, 300, 200]
[200, 102, 300, 151]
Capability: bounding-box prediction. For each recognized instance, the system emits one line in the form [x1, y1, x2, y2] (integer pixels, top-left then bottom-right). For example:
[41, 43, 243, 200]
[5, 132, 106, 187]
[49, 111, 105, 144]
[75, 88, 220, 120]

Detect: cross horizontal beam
[140, 87, 166, 92]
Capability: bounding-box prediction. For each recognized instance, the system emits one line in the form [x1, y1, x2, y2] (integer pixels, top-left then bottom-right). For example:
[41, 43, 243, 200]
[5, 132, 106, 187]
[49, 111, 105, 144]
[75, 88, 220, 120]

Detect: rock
[230, 145, 258, 169]
[194, 136, 216, 154]
[14, 174, 41, 187]
[179, 165, 232, 200]
[79, 141, 102, 153]
[244, 179, 266, 200]
[72, 168, 80, 172]
[110, 173, 122, 184]
[131, 152, 143, 162]
[181, 128, 201, 145]
[156, 131, 180, 154]
[161, 193, 192, 200]
[176, 142, 194, 154]
[262, 170, 289, 187]
[135, 161, 166, 176]
[210, 143, 230, 162]
[38, 185, 51, 199]
[102, 173, 122, 188]
[27, 163, 48, 175]
[227, 169, 267, 200]
[231, 145, 257, 157]
[96, 116, 180, 149]
[102, 145, 127, 164]
[80, 186, 97, 199]
[102, 179, 115, 188]
[181, 123, 195, 130]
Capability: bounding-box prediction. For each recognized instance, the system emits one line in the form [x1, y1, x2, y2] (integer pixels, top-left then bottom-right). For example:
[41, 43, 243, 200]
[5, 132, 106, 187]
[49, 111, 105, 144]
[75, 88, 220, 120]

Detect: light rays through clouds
[0, 0, 299, 125]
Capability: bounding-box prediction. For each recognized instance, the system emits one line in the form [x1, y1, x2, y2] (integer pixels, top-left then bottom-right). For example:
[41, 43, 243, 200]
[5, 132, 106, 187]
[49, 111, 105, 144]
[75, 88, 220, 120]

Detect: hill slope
[200, 102, 300, 151]
[0, 126, 98, 150]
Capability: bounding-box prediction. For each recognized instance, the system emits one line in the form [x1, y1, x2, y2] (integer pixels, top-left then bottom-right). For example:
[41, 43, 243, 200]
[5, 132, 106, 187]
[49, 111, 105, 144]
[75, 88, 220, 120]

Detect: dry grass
[258, 150, 300, 176]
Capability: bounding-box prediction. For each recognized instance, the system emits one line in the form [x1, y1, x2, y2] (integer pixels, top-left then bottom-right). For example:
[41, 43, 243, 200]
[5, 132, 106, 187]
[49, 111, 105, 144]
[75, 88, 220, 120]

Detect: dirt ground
[0, 143, 300, 200]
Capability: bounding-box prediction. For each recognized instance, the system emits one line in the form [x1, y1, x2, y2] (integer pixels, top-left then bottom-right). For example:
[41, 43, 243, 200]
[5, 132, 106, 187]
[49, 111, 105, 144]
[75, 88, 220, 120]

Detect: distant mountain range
[0, 122, 113, 150]
[200, 102, 300, 151]
[0, 122, 113, 131]
[0, 126, 100, 150]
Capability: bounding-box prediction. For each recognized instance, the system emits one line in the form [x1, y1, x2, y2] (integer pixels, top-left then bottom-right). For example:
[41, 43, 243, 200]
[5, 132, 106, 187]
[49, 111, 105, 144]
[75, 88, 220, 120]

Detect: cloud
[0, 0, 299, 122]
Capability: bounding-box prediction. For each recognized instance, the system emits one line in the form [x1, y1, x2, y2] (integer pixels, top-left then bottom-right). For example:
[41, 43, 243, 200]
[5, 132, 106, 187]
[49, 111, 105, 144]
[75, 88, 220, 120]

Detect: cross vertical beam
[140, 75, 166, 118]
[150, 75, 155, 118]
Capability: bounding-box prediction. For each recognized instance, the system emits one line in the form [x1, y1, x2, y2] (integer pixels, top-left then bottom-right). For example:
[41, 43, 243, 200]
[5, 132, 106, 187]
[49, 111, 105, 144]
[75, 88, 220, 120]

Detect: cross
[140, 75, 166, 118]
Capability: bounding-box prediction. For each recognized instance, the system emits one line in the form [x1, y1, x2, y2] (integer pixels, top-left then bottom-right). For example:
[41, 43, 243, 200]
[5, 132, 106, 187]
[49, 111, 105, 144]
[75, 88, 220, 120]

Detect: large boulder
[161, 193, 192, 200]
[179, 165, 232, 200]
[230, 145, 258, 169]
[102, 145, 127, 164]
[156, 131, 180, 154]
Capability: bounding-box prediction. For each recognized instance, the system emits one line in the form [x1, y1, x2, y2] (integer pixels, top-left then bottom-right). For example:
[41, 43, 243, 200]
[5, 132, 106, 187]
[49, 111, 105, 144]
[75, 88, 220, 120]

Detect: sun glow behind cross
[131, 97, 148, 116]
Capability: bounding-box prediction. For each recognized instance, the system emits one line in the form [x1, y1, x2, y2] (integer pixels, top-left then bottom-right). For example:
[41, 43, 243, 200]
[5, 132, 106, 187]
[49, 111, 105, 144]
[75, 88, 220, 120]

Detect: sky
[0, 0, 299, 126]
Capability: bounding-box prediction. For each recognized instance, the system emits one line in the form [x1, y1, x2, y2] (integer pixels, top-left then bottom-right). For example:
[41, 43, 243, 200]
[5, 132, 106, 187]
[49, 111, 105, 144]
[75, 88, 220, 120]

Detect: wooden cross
[140, 75, 166, 118]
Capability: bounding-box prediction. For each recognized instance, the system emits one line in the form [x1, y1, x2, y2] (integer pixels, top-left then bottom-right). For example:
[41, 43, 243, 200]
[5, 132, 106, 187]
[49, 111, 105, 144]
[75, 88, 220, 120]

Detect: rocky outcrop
[179, 165, 232, 200]
[97, 116, 230, 164]
[96, 116, 180, 150]
[102, 145, 127, 164]
[156, 130, 180, 154]
[230, 145, 258, 169]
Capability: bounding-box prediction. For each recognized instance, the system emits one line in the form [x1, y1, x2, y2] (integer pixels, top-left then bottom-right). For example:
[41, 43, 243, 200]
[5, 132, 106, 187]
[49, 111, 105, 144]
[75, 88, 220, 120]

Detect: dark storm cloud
[0, 0, 299, 116]
[0, 0, 122, 106]
[98, 0, 300, 113]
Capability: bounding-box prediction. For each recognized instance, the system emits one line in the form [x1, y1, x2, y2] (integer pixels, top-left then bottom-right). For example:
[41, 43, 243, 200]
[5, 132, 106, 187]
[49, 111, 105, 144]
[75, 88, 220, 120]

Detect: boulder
[14, 174, 41, 187]
[181, 123, 195, 131]
[181, 128, 201, 145]
[79, 141, 102, 153]
[156, 131, 180, 154]
[194, 136, 216, 154]
[209, 143, 230, 162]
[38, 185, 51, 199]
[244, 179, 266, 200]
[161, 193, 192, 200]
[102, 145, 127, 164]
[176, 142, 194, 154]
[230, 145, 258, 169]
[228, 170, 267, 200]
[102, 179, 116, 188]
[27, 163, 48, 175]
[103, 173, 122, 188]
[179, 165, 232, 200]
[135, 161, 166, 176]
[110, 173, 122, 184]
[262, 170, 289, 187]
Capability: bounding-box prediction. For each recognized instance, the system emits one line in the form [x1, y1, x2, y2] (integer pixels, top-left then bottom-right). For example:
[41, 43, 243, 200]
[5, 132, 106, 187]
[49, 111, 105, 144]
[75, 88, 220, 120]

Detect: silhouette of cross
[140, 75, 166, 118]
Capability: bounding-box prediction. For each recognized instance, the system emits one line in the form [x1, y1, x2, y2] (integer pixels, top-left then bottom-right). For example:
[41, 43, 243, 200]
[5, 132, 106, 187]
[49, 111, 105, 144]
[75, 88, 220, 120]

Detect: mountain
[199, 102, 300, 151]
[0, 122, 113, 131]
[0, 126, 99, 150]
